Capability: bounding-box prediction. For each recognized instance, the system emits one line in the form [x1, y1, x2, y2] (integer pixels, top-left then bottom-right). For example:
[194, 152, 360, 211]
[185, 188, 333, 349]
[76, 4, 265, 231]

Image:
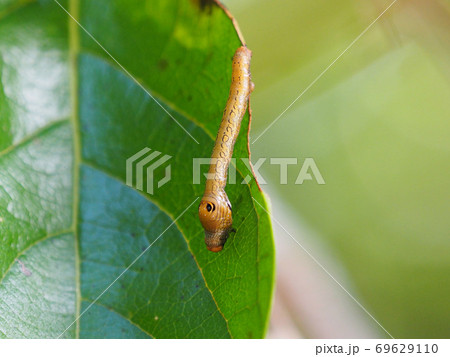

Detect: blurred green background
[222, 0, 450, 338]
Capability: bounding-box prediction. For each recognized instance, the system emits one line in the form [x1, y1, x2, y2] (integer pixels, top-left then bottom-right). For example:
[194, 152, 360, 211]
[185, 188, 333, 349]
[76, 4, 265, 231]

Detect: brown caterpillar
[198, 46, 254, 252]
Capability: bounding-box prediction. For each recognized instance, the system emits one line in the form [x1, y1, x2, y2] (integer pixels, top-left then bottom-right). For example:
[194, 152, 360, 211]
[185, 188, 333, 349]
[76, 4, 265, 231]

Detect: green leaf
[0, 0, 275, 338]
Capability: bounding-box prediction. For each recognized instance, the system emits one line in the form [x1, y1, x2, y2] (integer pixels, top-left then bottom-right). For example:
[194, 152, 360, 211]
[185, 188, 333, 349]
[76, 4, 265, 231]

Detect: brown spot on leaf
[158, 59, 169, 71]
[190, 0, 215, 13]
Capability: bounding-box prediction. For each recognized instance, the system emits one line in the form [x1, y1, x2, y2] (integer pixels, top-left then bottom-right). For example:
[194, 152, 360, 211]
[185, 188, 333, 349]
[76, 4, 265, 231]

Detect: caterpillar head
[198, 193, 233, 252]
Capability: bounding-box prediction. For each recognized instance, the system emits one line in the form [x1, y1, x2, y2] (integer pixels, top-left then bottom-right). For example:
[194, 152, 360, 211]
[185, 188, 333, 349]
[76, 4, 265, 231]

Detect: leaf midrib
[68, 0, 81, 339]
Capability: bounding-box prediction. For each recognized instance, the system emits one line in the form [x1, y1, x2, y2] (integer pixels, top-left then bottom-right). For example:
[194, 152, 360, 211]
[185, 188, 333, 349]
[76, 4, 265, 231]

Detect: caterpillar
[198, 46, 254, 252]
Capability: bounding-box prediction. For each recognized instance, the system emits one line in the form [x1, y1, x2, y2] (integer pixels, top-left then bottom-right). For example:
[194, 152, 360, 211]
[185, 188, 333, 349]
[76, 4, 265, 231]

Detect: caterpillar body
[198, 46, 254, 252]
